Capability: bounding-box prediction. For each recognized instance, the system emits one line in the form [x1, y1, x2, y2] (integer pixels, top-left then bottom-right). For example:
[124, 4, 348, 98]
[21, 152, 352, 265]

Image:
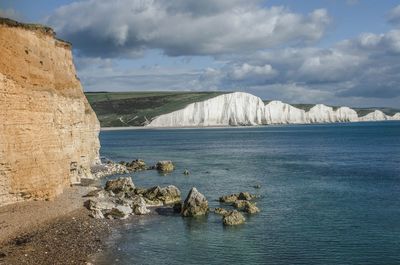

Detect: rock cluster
[84, 177, 257, 228]
[91, 159, 178, 180]
[91, 162, 129, 179]
[217, 191, 261, 225]
[84, 177, 181, 219]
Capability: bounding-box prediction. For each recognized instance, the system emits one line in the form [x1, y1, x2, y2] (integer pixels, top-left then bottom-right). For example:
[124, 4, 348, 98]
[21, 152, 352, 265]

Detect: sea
[94, 121, 400, 265]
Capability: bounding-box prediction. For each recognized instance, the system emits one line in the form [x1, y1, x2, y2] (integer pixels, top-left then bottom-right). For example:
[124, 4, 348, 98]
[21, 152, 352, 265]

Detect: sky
[1, 0, 400, 108]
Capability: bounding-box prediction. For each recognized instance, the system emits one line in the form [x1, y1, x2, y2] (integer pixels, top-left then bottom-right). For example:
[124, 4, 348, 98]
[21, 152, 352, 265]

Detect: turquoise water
[96, 122, 400, 265]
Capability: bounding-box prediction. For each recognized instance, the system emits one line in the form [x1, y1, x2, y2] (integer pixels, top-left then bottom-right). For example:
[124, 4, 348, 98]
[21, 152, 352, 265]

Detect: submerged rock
[222, 210, 245, 226]
[253, 184, 261, 189]
[105, 177, 135, 194]
[156, 161, 175, 172]
[181, 187, 209, 217]
[183, 169, 190, 175]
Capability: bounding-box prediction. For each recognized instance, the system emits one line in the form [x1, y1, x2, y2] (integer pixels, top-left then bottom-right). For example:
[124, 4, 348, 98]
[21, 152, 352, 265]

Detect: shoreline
[100, 120, 399, 131]
[0, 185, 114, 265]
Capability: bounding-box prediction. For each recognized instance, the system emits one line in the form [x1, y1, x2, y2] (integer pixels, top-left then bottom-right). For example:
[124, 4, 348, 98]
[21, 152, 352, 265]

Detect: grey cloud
[46, 0, 330, 58]
[388, 5, 400, 26]
[195, 29, 400, 104]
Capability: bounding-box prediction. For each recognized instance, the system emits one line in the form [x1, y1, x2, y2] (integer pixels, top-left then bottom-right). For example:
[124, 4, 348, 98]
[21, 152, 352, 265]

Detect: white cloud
[230, 63, 277, 80]
[46, 0, 330, 58]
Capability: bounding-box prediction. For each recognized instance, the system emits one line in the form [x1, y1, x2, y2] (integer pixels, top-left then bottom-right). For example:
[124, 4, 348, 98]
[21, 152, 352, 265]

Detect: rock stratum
[0, 18, 100, 206]
[147, 92, 400, 127]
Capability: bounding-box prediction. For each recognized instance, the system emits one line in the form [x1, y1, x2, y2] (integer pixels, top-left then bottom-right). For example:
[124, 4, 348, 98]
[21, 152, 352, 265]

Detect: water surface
[96, 122, 400, 265]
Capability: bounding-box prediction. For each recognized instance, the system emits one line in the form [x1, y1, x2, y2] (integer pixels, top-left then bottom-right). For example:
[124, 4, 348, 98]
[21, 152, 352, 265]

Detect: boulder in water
[222, 210, 245, 226]
[156, 161, 175, 172]
[181, 187, 209, 217]
[126, 159, 147, 171]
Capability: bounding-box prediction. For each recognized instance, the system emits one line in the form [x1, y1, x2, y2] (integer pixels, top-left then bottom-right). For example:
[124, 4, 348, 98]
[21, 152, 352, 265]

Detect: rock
[143, 186, 161, 200]
[106, 205, 132, 219]
[156, 161, 175, 172]
[132, 187, 148, 195]
[142, 185, 181, 205]
[243, 201, 260, 214]
[126, 159, 146, 171]
[92, 162, 129, 179]
[84, 199, 116, 211]
[222, 210, 245, 226]
[158, 185, 181, 204]
[143, 197, 163, 207]
[131, 196, 150, 215]
[238, 192, 255, 201]
[233, 200, 247, 209]
[232, 200, 260, 214]
[89, 208, 105, 219]
[173, 202, 182, 213]
[105, 177, 135, 193]
[181, 187, 209, 217]
[219, 194, 239, 203]
[84, 189, 109, 199]
[214, 207, 229, 216]
[183, 169, 190, 175]
[253, 184, 261, 189]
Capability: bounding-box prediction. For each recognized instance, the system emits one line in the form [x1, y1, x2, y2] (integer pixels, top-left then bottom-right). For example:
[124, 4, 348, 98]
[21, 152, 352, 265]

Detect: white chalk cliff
[146, 92, 399, 127]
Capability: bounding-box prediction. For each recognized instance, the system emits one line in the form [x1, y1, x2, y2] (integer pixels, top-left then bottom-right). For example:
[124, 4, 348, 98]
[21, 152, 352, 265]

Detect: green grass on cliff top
[85, 91, 227, 127]
[85, 91, 399, 127]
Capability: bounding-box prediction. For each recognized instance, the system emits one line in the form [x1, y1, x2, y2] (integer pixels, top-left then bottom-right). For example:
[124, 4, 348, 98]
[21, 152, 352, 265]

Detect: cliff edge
[0, 18, 100, 206]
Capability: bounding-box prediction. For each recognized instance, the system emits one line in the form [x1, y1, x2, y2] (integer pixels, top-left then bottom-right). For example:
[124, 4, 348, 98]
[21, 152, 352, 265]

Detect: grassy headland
[85, 91, 227, 127]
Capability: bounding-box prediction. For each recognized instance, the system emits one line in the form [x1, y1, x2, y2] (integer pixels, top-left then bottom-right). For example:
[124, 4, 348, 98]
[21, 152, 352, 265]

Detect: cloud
[388, 4, 400, 26]
[46, 0, 330, 58]
[192, 28, 400, 104]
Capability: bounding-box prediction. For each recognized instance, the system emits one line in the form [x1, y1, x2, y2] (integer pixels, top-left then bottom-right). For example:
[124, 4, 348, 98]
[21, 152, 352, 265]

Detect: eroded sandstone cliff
[0, 18, 100, 206]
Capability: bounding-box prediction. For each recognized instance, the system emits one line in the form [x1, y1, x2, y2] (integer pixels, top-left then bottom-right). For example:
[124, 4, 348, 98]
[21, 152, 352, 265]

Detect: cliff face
[0, 19, 100, 206]
[147, 92, 400, 127]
